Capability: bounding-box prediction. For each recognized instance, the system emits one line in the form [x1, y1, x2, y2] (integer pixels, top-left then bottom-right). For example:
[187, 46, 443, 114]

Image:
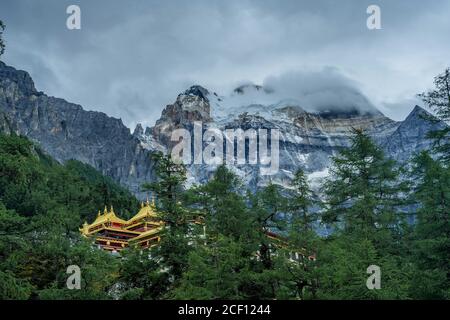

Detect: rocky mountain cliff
[0, 61, 155, 198]
[0, 61, 446, 196]
[136, 84, 445, 191]
[381, 105, 447, 162]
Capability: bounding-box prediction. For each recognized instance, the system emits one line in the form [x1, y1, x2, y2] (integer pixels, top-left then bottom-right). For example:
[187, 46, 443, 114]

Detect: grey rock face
[381, 105, 447, 162]
[140, 84, 446, 192]
[0, 110, 16, 134]
[151, 85, 212, 148]
[0, 61, 156, 198]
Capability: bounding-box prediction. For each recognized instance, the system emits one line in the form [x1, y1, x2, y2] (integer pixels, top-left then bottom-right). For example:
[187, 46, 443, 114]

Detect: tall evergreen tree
[288, 169, 317, 237]
[412, 69, 450, 298]
[418, 67, 450, 161]
[322, 129, 405, 248]
[318, 130, 411, 299]
[277, 169, 319, 299]
[246, 182, 288, 298]
[117, 247, 167, 300]
[186, 165, 252, 241]
[409, 151, 450, 299]
[176, 166, 287, 299]
[141, 152, 193, 297]
[173, 235, 254, 299]
[0, 204, 32, 299]
[249, 183, 287, 270]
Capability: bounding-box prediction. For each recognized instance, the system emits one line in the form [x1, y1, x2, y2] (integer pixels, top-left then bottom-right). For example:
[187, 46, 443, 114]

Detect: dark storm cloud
[0, 0, 449, 129]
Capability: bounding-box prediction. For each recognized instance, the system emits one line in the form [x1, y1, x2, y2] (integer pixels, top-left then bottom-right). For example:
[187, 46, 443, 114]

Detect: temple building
[79, 200, 312, 261]
[80, 199, 163, 252]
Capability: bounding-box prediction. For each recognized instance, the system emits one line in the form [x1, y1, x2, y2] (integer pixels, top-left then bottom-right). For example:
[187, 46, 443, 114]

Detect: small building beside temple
[80, 199, 163, 252]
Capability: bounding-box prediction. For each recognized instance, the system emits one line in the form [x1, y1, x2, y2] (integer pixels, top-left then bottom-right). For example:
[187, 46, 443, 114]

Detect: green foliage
[275, 169, 320, 299]
[289, 169, 316, 232]
[316, 130, 413, 299]
[188, 165, 254, 240]
[0, 134, 139, 221]
[177, 167, 289, 300]
[173, 235, 253, 299]
[0, 270, 33, 300]
[0, 134, 138, 299]
[322, 129, 406, 248]
[118, 247, 167, 300]
[315, 235, 412, 299]
[141, 152, 193, 297]
[409, 152, 450, 299]
[54, 160, 139, 221]
[35, 234, 119, 300]
[418, 67, 450, 161]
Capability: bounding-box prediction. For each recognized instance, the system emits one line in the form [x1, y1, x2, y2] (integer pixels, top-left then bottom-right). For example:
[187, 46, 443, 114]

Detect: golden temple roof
[126, 198, 158, 224]
[93, 205, 127, 225]
[130, 226, 163, 242]
[79, 199, 164, 250]
[80, 206, 128, 236]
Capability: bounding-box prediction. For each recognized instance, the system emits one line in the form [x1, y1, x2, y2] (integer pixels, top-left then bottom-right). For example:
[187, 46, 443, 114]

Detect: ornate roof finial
[141, 201, 144, 208]
[104, 206, 108, 214]
[110, 205, 114, 213]
[151, 194, 155, 205]
[97, 210, 101, 217]
[146, 195, 150, 206]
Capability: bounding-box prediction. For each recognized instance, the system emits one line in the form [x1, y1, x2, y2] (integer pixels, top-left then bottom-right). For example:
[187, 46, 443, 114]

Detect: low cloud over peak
[1, 0, 449, 127]
[263, 67, 380, 115]
[216, 67, 380, 116]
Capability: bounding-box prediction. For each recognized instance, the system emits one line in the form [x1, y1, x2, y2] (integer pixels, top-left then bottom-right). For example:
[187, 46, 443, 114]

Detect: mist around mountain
[0, 60, 446, 198]
[137, 81, 445, 193]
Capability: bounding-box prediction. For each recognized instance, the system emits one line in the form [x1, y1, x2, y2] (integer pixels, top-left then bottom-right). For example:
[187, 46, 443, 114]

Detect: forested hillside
[0, 134, 139, 299]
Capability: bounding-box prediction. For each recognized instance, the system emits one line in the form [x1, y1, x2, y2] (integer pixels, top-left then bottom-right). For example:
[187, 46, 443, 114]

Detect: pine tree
[176, 166, 287, 299]
[409, 69, 450, 298]
[409, 151, 450, 299]
[277, 169, 319, 299]
[314, 234, 413, 299]
[173, 235, 253, 299]
[249, 183, 287, 270]
[322, 129, 405, 247]
[245, 182, 289, 298]
[141, 152, 193, 297]
[318, 130, 411, 299]
[173, 166, 254, 299]
[288, 169, 317, 236]
[418, 68, 450, 161]
[118, 247, 167, 300]
[0, 204, 33, 299]
[186, 165, 253, 241]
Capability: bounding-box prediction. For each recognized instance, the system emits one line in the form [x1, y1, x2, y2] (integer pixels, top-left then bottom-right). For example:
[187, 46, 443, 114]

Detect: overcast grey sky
[0, 0, 449, 129]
